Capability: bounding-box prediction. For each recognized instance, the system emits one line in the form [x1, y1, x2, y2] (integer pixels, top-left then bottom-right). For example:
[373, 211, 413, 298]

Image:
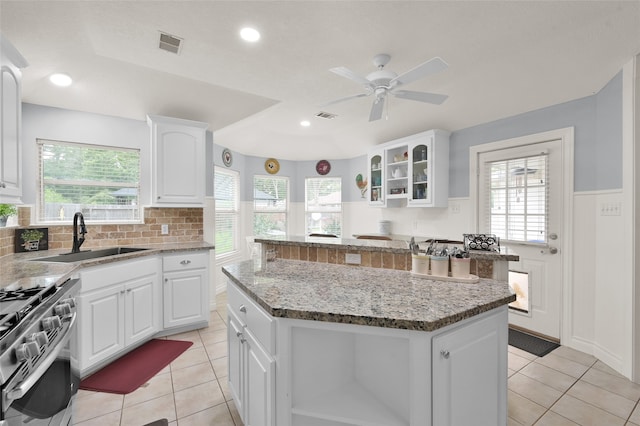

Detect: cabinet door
[245, 330, 276, 426]
[125, 275, 159, 346]
[148, 115, 207, 206]
[432, 308, 508, 426]
[408, 136, 432, 206]
[78, 285, 125, 370]
[368, 150, 385, 206]
[228, 311, 245, 421]
[163, 268, 208, 328]
[0, 63, 22, 201]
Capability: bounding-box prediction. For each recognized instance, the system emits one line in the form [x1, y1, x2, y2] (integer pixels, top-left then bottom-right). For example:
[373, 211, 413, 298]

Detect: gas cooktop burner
[0, 287, 44, 302]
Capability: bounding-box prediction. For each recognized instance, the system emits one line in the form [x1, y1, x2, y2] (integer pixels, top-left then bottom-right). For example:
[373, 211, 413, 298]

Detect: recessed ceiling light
[240, 27, 260, 42]
[49, 73, 72, 87]
[300, 120, 311, 127]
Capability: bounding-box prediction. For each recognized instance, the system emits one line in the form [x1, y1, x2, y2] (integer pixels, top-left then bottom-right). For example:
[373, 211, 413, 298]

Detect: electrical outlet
[161, 224, 169, 235]
[450, 203, 461, 214]
[345, 253, 361, 265]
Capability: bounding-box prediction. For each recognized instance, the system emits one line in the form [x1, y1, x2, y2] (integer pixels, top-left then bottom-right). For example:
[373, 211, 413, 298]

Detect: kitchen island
[222, 258, 515, 426]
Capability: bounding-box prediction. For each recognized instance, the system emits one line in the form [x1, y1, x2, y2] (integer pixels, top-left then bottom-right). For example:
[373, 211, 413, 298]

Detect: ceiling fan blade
[319, 93, 369, 108]
[392, 90, 448, 105]
[330, 66, 374, 88]
[369, 97, 385, 122]
[390, 57, 448, 87]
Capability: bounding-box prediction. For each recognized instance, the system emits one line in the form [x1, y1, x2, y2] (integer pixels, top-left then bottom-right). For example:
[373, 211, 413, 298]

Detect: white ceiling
[1, 1, 639, 161]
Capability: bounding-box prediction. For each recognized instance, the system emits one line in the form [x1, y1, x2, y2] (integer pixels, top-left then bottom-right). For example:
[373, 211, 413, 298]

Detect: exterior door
[472, 129, 572, 340]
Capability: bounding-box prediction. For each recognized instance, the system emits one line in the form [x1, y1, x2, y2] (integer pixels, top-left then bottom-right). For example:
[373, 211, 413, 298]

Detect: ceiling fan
[323, 53, 449, 122]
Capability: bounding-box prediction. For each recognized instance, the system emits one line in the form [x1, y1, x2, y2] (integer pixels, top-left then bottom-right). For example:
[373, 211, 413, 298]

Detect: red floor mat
[79, 339, 193, 394]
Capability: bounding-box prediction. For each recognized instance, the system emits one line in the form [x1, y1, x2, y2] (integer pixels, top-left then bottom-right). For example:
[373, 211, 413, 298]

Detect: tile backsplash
[0, 207, 204, 257]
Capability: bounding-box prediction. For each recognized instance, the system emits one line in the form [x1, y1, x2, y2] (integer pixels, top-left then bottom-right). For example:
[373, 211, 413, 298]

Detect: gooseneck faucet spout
[72, 212, 87, 253]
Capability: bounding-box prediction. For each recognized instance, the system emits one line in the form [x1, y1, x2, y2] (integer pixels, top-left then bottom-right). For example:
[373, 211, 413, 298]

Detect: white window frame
[36, 139, 141, 224]
[305, 177, 342, 237]
[253, 175, 289, 237]
[214, 166, 240, 258]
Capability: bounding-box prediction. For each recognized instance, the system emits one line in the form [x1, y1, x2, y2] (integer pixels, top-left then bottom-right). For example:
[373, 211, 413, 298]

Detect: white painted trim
[573, 189, 623, 197]
[469, 127, 575, 345]
[622, 55, 638, 382]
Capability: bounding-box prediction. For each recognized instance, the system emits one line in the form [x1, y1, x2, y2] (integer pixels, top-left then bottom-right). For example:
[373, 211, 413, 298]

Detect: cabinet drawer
[163, 251, 208, 272]
[227, 282, 275, 354]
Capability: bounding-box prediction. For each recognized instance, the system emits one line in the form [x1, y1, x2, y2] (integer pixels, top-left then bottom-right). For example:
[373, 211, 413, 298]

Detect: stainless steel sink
[31, 247, 149, 263]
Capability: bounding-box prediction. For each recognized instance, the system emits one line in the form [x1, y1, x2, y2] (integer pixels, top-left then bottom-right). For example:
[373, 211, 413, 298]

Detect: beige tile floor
[74, 293, 640, 426]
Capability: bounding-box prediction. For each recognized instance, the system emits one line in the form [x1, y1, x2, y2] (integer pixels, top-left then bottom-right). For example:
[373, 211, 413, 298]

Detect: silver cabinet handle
[180, 260, 191, 265]
[239, 305, 247, 313]
[236, 331, 246, 343]
[441, 349, 450, 359]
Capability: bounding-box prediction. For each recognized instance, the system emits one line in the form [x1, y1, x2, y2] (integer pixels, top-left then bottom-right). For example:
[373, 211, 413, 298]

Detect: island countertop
[222, 259, 515, 331]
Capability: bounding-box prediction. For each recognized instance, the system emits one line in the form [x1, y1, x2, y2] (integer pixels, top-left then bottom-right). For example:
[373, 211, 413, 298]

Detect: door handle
[549, 247, 558, 254]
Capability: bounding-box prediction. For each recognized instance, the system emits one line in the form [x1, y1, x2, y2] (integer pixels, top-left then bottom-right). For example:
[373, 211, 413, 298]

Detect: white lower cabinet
[162, 251, 210, 329]
[78, 257, 161, 374]
[227, 282, 276, 426]
[227, 280, 509, 426]
[432, 307, 508, 426]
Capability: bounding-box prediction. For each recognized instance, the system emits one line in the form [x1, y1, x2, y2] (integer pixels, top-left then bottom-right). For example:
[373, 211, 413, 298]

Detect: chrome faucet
[72, 212, 87, 253]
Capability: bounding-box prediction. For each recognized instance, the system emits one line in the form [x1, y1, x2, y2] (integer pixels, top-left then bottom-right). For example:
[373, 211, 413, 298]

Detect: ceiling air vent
[315, 111, 337, 120]
[158, 32, 183, 54]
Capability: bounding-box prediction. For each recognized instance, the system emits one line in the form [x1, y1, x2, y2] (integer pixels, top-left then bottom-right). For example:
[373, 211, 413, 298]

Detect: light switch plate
[161, 224, 169, 234]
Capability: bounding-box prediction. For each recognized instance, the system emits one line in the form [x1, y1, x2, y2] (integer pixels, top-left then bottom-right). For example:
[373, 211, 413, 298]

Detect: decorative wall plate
[222, 148, 232, 167]
[265, 158, 280, 174]
[316, 159, 331, 175]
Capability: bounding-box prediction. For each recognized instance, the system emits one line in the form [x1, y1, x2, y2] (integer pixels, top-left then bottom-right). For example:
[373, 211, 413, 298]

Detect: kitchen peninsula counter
[255, 235, 518, 281]
[223, 258, 514, 425]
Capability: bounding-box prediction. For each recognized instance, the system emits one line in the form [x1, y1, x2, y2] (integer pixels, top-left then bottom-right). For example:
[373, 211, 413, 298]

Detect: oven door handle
[5, 312, 76, 403]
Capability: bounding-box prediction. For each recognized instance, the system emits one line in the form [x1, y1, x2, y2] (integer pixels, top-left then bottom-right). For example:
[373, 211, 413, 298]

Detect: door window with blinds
[484, 154, 548, 244]
[305, 177, 342, 236]
[214, 167, 239, 256]
[37, 139, 140, 223]
[253, 175, 288, 237]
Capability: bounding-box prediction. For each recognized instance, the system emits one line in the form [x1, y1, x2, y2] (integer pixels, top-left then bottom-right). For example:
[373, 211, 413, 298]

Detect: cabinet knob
[180, 260, 191, 265]
[239, 305, 247, 313]
[164, 278, 168, 283]
[120, 290, 125, 294]
[441, 349, 450, 359]
[0, 182, 6, 188]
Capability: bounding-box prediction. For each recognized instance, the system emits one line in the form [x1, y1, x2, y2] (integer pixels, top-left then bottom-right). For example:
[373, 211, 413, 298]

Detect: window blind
[484, 153, 548, 244]
[37, 139, 140, 222]
[253, 175, 288, 237]
[214, 167, 239, 255]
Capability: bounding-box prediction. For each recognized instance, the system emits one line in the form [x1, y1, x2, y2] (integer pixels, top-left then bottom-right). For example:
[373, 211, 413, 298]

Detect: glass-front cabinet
[368, 129, 450, 208]
[368, 150, 385, 206]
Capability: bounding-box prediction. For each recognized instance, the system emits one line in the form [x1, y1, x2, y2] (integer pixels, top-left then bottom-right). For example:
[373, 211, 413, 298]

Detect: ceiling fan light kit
[324, 53, 449, 122]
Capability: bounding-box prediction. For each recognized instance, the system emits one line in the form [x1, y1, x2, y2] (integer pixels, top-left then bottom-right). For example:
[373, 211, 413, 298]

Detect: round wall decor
[316, 159, 331, 175]
[222, 148, 233, 167]
[265, 158, 280, 174]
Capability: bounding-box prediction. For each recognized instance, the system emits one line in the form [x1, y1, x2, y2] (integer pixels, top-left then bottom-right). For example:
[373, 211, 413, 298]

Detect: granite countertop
[0, 241, 214, 291]
[254, 235, 519, 261]
[222, 259, 516, 332]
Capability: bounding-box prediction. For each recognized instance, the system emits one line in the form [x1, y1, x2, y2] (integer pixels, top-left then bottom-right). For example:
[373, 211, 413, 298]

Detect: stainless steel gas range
[0, 277, 80, 426]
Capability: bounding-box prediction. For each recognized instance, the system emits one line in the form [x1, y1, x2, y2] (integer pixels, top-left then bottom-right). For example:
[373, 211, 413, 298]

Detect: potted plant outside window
[0, 204, 17, 227]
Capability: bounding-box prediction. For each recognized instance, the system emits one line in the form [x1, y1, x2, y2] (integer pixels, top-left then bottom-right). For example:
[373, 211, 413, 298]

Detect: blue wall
[449, 71, 622, 197]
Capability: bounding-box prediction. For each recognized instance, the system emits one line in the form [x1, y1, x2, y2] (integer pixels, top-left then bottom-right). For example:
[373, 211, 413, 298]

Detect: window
[215, 167, 239, 256]
[253, 175, 288, 237]
[37, 139, 140, 223]
[485, 154, 548, 243]
[305, 177, 342, 236]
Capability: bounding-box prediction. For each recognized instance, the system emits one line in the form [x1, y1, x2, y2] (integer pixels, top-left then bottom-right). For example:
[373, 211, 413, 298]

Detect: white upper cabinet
[368, 129, 450, 208]
[0, 35, 28, 203]
[147, 114, 208, 206]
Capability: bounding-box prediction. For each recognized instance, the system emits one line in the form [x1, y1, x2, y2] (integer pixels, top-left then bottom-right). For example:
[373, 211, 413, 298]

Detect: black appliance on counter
[0, 278, 80, 426]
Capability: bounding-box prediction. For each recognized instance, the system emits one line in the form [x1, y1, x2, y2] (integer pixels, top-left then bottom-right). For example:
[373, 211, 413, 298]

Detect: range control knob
[15, 341, 40, 362]
[28, 331, 49, 348]
[59, 298, 76, 308]
[42, 316, 62, 331]
[54, 303, 72, 316]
